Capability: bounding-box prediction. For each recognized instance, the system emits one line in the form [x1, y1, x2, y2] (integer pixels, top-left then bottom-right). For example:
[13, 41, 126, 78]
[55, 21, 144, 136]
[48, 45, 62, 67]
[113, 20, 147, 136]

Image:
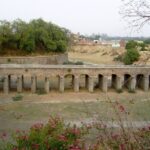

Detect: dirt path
[0, 90, 150, 104]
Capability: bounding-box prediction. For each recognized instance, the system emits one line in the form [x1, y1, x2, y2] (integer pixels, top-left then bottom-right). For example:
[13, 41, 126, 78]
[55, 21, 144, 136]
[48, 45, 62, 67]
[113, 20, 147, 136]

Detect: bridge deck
[0, 64, 150, 69]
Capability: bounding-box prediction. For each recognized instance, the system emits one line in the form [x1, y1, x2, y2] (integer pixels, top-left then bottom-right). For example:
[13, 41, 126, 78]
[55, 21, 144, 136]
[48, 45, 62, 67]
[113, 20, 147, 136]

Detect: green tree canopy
[0, 19, 69, 55]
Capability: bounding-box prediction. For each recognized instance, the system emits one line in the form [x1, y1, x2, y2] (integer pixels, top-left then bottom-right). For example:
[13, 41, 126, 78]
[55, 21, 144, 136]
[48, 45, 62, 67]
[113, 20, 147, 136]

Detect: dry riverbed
[0, 91, 150, 133]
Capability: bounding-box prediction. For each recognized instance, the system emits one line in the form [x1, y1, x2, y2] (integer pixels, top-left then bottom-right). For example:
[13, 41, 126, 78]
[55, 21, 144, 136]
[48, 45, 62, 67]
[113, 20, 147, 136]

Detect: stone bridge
[0, 64, 150, 94]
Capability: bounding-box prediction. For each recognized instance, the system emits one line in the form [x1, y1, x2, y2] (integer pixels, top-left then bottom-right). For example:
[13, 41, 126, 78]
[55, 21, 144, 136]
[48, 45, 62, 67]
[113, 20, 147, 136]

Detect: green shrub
[125, 40, 138, 50]
[138, 43, 148, 51]
[63, 61, 84, 65]
[12, 94, 23, 101]
[7, 58, 11, 63]
[123, 49, 140, 65]
[144, 39, 150, 44]
[75, 61, 84, 65]
[56, 40, 67, 52]
[46, 40, 57, 52]
[19, 34, 35, 53]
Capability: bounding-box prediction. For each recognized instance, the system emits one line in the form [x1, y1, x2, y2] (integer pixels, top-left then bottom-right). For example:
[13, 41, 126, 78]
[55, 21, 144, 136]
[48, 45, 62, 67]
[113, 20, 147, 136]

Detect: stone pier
[17, 75, 23, 93]
[143, 75, 149, 91]
[31, 76, 37, 93]
[3, 75, 9, 94]
[102, 76, 108, 92]
[130, 76, 136, 92]
[116, 76, 124, 91]
[88, 76, 94, 93]
[45, 77, 49, 93]
[73, 75, 79, 92]
[59, 75, 64, 92]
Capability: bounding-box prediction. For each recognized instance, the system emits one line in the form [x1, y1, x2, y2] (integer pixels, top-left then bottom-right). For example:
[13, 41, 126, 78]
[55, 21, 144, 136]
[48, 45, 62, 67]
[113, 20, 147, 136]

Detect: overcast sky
[0, 0, 149, 36]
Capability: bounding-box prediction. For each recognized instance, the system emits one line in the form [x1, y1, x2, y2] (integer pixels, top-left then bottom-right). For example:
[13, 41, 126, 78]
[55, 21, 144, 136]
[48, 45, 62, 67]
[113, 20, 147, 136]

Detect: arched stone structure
[1, 64, 150, 94]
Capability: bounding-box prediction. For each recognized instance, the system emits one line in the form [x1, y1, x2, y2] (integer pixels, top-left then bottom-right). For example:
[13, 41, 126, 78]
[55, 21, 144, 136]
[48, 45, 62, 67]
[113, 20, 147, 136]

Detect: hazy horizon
[0, 0, 150, 37]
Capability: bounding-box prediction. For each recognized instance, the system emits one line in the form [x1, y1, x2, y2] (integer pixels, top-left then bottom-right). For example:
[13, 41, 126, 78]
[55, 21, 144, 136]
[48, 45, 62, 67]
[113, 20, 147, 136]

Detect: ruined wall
[0, 53, 68, 64]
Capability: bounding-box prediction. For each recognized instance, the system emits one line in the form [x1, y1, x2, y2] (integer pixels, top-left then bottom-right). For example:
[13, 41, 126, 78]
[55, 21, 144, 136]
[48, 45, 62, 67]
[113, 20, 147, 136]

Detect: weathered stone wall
[0, 64, 150, 93]
[0, 53, 68, 64]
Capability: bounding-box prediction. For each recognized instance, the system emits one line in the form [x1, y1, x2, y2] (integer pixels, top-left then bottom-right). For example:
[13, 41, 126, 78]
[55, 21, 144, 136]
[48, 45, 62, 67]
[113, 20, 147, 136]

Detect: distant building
[112, 42, 120, 48]
[112, 40, 127, 48]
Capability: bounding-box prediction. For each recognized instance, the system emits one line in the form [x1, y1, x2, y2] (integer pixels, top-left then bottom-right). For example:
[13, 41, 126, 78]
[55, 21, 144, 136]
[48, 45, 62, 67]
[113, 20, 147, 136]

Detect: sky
[0, 0, 149, 37]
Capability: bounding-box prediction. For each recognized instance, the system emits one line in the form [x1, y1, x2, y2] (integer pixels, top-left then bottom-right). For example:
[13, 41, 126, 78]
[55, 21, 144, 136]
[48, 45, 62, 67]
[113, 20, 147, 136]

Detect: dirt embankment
[68, 45, 150, 65]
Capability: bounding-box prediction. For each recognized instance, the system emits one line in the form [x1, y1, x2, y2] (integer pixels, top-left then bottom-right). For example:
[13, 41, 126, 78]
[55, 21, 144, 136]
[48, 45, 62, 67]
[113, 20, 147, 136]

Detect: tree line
[0, 19, 69, 55]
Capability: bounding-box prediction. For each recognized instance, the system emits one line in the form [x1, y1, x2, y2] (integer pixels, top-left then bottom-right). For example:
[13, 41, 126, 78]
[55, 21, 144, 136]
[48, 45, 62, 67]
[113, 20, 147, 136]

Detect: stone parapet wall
[0, 53, 68, 64]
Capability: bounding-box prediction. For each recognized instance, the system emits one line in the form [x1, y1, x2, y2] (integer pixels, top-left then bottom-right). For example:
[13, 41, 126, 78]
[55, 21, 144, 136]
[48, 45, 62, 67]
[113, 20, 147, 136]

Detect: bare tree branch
[120, 0, 150, 30]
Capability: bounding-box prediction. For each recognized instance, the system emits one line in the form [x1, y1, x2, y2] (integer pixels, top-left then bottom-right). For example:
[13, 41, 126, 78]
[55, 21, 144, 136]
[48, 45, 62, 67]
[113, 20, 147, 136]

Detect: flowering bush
[1, 109, 150, 149]
[5, 116, 88, 150]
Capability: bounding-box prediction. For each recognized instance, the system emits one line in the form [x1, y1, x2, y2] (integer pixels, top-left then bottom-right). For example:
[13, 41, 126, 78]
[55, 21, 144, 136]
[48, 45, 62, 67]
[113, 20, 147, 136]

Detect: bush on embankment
[0, 19, 69, 55]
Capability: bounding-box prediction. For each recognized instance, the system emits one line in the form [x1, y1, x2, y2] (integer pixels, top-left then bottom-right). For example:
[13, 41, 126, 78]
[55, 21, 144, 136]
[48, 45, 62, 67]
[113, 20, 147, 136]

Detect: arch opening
[124, 74, 131, 89]
[136, 74, 144, 89]
[64, 74, 74, 91]
[79, 74, 89, 91]
[0, 76, 4, 92]
[95, 74, 103, 90]
[111, 74, 117, 89]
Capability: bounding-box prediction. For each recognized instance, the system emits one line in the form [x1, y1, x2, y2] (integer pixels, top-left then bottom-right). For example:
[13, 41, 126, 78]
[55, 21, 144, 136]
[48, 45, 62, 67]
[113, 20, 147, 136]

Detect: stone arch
[57, 75, 65, 92]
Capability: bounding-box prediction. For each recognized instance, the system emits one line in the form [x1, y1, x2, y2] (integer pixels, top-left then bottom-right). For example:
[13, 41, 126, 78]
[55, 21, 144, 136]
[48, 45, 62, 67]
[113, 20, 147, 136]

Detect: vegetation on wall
[0, 19, 69, 55]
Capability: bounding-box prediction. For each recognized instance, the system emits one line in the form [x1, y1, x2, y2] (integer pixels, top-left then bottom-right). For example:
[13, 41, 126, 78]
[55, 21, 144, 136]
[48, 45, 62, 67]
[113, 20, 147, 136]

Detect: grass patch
[117, 89, 123, 93]
[128, 89, 136, 93]
[36, 88, 46, 95]
[12, 94, 23, 101]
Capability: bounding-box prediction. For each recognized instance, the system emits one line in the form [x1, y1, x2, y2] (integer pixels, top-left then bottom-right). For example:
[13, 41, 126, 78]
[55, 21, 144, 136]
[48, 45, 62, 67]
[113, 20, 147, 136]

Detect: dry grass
[69, 45, 125, 64]
[69, 45, 150, 65]
[0, 92, 150, 133]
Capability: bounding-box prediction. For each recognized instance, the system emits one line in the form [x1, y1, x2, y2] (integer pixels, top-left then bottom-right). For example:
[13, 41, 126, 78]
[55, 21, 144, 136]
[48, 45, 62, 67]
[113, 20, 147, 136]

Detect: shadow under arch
[136, 74, 144, 89]
[124, 74, 131, 89]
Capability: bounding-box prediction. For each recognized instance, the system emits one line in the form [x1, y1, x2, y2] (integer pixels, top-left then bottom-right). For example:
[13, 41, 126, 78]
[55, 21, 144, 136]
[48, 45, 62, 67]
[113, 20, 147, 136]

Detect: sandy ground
[69, 45, 125, 64]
